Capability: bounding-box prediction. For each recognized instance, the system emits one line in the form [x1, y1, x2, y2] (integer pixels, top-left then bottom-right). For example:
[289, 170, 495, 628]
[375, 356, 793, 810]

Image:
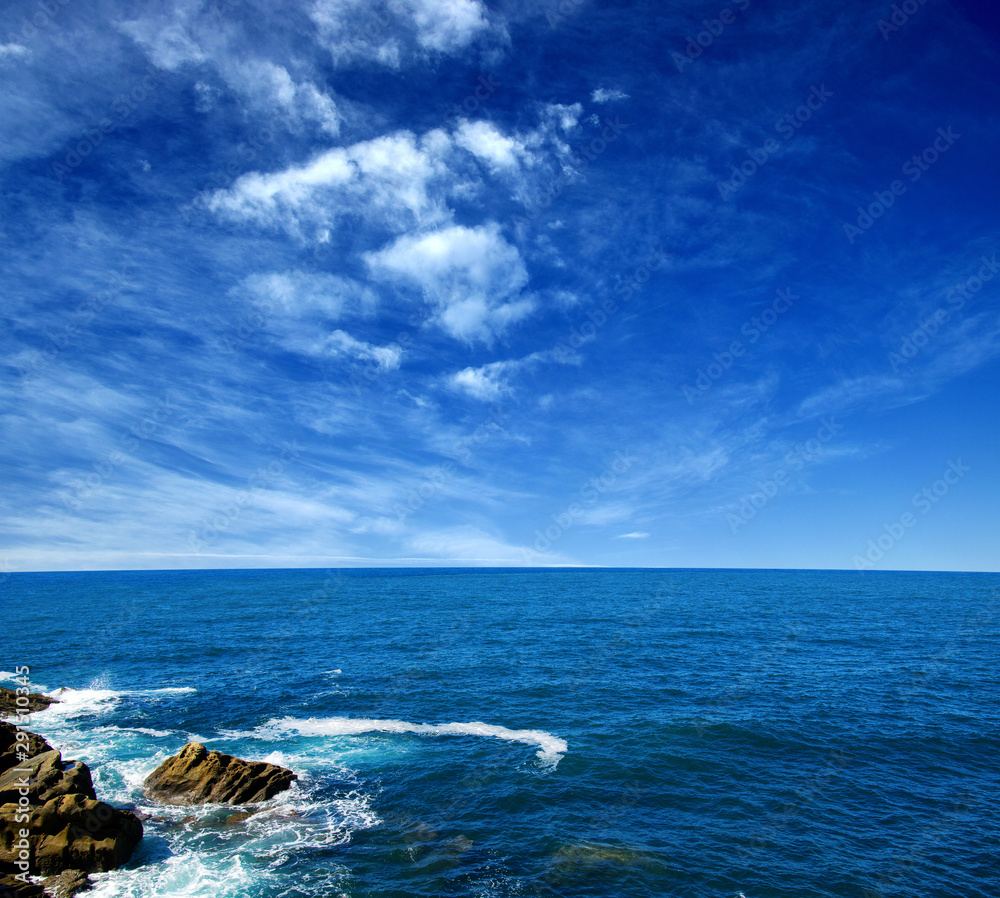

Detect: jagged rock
[0, 874, 45, 897]
[144, 742, 296, 805]
[0, 690, 56, 718]
[41, 869, 90, 898]
[0, 725, 53, 775]
[0, 753, 96, 805]
[0, 794, 142, 876]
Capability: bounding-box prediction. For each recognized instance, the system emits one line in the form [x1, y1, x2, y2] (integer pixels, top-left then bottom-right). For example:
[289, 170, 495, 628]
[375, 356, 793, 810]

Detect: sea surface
[4, 568, 1000, 897]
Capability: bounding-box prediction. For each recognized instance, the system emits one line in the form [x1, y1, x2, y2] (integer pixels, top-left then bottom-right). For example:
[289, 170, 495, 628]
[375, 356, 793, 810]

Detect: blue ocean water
[5, 568, 1000, 897]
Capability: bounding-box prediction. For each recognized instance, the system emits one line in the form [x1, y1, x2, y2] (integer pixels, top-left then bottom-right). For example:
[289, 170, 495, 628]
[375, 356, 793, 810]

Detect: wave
[40, 685, 197, 716]
[245, 716, 568, 765]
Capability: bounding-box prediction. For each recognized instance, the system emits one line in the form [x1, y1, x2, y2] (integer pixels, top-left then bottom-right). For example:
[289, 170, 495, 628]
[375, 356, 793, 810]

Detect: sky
[1, 0, 999, 573]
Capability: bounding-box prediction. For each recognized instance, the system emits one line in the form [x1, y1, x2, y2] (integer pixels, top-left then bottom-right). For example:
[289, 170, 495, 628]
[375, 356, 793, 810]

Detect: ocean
[5, 568, 999, 897]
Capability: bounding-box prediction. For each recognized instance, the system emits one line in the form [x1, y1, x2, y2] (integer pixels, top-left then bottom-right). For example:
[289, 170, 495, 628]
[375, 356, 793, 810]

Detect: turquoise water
[5, 568, 999, 897]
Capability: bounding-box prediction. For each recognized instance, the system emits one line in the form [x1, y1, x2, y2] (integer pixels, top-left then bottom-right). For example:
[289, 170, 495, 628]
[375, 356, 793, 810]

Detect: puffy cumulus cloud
[311, 0, 497, 67]
[454, 120, 527, 172]
[449, 362, 512, 401]
[206, 129, 455, 237]
[365, 224, 533, 343]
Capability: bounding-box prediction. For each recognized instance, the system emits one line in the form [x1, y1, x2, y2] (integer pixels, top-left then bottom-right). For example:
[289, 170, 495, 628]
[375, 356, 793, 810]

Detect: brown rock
[0, 794, 142, 876]
[0, 725, 53, 776]
[0, 754, 96, 806]
[143, 742, 296, 806]
[40, 870, 90, 898]
[0, 874, 45, 897]
[0, 691, 56, 719]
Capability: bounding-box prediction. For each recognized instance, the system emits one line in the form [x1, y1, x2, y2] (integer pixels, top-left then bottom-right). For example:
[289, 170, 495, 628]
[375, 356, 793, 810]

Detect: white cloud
[449, 362, 512, 401]
[366, 223, 533, 343]
[122, 16, 340, 135]
[241, 271, 375, 319]
[455, 120, 526, 172]
[323, 330, 403, 370]
[233, 61, 341, 136]
[591, 87, 628, 104]
[404, 526, 542, 564]
[207, 130, 453, 237]
[448, 346, 581, 400]
[0, 43, 29, 62]
[312, 0, 495, 66]
[615, 531, 649, 539]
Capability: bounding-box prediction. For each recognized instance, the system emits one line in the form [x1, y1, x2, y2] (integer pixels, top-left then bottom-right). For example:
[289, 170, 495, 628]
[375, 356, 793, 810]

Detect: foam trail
[252, 716, 568, 764]
[40, 685, 197, 718]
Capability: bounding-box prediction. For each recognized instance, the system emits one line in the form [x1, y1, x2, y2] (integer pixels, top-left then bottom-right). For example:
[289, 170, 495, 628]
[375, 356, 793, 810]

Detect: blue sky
[2, 0, 998, 572]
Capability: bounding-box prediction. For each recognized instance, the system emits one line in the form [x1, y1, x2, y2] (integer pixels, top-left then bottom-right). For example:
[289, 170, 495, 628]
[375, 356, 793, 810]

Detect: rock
[144, 743, 296, 806]
[40, 870, 90, 898]
[0, 793, 143, 876]
[0, 725, 53, 776]
[0, 691, 56, 719]
[0, 753, 96, 806]
[0, 875, 45, 897]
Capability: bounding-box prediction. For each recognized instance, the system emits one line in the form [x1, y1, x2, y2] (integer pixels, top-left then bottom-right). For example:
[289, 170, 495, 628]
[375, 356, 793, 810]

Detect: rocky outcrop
[0, 723, 141, 883]
[0, 874, 46, 897]
[40, 870, 90, 898]
[0, 725, 53, 774]
[0, 691, 57, 718]
[144, 743, 296, 805]
[0, 753, 96, 806]
[0, 794, 142, 876]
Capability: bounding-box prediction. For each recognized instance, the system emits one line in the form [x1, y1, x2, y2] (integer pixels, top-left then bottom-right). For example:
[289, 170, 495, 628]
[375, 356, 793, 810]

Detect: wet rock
[0, 753, 96, 805]
[0, 874, 45, 897]
[0, 691, 56, 718]
[0, 794, 143, 876]
[40, 869, 90, 898]
[144, 743, 296, 806]
[0, 725, 53, 775]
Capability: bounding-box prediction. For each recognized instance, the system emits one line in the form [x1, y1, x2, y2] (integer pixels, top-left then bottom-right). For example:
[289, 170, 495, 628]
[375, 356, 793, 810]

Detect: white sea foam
[0, 671, 19, 682]
[40, 685, 197, 717]
[250, 716, 568, 765]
